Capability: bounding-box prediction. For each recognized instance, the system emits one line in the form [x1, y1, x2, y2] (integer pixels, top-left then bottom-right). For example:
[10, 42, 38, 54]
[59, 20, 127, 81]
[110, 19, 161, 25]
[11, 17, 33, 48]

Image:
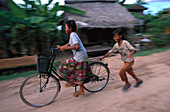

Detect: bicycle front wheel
[19, 73, 60, 107]
[84, 62, 110, 92]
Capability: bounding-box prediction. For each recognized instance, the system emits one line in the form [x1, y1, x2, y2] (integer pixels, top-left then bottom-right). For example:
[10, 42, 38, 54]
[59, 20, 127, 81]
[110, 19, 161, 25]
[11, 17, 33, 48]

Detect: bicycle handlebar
[51, 45, 105, 62]
[51, 45, 59, 56]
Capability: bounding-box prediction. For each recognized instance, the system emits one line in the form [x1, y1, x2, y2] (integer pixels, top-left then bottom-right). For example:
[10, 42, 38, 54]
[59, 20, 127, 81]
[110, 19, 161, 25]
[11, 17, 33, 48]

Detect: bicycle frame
[45, 46, 110, 92]
[38, 46, 64, 92]
[19, 46, 111, 107]
[48, 46, 65, 80]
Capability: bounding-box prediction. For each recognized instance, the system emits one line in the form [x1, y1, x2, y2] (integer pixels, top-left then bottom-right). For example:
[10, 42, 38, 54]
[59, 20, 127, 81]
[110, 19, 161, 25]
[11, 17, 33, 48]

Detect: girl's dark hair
[65, 20, 77, 32]
[113, 28, 127, 40]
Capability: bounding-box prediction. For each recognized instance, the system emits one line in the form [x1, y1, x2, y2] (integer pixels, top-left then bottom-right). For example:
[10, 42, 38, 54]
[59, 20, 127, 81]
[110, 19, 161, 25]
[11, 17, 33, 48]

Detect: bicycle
[19, 46, 110, 107]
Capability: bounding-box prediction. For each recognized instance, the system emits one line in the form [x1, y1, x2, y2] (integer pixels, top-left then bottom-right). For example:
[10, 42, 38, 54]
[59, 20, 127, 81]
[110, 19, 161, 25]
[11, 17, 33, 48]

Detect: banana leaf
[52, 3, 86, 15]
[29, 1, 40, 10]
[26, 16, 46, 23]
[36, 0, 41, 5]
[39, 22, 59, 31]
[58, 5, 86, 15]
[22, 0, 29, 7]
[8, 0, 27, 19]
[46, 0, 53, 6]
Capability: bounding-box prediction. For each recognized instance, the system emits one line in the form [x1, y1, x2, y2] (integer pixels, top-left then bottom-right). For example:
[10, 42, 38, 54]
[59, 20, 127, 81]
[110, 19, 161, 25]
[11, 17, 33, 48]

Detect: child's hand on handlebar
[56, 45, 65, 51]
[56, 45, 60, 49]
[56, 45, 60, 48]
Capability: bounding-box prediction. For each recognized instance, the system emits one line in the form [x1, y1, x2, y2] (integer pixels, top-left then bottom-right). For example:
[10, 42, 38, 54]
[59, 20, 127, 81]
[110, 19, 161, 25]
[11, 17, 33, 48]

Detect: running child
[99, 29, 143, 91]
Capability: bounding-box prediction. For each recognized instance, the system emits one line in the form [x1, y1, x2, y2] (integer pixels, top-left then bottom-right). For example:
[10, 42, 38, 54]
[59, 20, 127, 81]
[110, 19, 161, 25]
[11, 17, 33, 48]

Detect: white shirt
[69, 32, 88, 62]
[109, 40, 136, 62]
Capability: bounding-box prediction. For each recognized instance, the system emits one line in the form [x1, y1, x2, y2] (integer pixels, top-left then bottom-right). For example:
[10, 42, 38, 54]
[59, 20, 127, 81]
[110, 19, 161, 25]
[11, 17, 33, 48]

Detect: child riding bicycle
[56, 20, 92, 97]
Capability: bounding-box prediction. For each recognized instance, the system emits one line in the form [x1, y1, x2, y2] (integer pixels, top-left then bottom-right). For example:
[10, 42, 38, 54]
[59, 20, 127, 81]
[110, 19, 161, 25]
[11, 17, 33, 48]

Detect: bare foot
[73, 91, 85, 97]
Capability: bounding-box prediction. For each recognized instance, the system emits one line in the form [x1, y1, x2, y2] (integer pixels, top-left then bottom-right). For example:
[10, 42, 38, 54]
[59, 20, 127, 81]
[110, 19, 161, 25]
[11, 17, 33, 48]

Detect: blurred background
[0, 0, 170, 75]
[0, 1, 170, 111]
[0, 0, 170, 58]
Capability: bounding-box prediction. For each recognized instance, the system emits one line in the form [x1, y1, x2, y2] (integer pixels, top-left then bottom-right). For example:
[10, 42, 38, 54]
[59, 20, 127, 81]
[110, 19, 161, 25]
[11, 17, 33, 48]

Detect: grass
[0, 70, 37, 82]
[134, 47, 170, 57]
[0, 47, 170, 82]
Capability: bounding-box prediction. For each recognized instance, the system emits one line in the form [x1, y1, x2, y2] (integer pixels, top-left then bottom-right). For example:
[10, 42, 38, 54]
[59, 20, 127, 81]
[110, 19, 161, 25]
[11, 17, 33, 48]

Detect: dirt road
[1, 50, 170, 112]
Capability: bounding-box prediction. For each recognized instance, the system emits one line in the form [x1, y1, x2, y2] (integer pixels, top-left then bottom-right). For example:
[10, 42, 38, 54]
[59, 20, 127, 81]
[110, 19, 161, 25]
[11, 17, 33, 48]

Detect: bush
[151, 34, 170, 47]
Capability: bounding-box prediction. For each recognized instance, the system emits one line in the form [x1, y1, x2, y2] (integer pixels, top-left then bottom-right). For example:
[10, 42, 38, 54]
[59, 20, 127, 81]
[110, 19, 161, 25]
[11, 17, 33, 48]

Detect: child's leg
[126, 62, 142, 85]
[127, 67, 140, 82]
[73, 84, 85, 97]
[79, 84, 85, 94]
[119, 62, 133, 85]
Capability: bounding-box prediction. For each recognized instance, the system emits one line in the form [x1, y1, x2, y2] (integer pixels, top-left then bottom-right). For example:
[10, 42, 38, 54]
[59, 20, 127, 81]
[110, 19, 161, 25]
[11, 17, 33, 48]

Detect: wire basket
[37, 54, 51, 73]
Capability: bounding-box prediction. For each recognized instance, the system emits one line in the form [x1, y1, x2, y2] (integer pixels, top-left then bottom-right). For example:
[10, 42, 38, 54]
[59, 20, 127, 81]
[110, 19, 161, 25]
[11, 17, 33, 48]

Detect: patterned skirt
[57, 58, 93, 85]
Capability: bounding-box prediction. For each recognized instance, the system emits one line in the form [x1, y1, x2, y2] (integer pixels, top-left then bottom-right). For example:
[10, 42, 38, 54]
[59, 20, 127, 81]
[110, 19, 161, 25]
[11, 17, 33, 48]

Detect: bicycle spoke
[99, 70, 107, 75]
[97, 64, 102, 75]
[84, 62, 109, 92]
[19, 74, 60, 107]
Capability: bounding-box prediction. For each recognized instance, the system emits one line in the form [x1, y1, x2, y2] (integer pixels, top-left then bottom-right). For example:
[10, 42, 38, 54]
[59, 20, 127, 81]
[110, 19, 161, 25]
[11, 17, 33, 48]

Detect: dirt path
[0, 50, 170, 112]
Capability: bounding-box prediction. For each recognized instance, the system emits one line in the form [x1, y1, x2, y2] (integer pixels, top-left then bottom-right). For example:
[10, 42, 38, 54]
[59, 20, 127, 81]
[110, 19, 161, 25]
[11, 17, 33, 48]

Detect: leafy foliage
[0, 0, 86, 58]
[8, 0, 27, 19]
[131, 9, 170, 48]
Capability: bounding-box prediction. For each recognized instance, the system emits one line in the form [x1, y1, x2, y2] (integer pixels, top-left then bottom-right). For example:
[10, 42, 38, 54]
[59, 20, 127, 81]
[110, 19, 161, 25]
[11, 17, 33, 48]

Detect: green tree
[132, 10, 170, 47]
[0, 0, 86, 58]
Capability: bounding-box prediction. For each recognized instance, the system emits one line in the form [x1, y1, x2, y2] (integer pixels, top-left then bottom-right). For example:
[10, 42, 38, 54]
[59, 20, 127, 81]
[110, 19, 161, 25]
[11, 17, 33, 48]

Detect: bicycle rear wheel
[84, 62, 110, 92]
[19, 73, 60, 107]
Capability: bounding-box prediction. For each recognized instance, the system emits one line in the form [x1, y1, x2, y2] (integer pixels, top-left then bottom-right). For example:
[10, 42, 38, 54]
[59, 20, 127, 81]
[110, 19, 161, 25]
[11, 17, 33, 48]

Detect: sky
[123, 0, 170, 14]
[142, 1, 170, 14]
[13, 0, 170, 15]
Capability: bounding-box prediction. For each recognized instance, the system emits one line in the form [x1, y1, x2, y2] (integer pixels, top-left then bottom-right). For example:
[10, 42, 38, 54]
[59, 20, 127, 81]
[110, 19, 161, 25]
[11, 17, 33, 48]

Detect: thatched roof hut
[64, 2, 135, 29]
[65, 0, 118, 4]
[64, 0, 136, 56]
[124, 4, 147, 15]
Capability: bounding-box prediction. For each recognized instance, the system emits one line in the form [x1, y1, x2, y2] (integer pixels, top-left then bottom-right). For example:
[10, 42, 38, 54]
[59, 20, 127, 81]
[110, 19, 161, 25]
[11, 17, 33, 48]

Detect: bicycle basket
[37, 54, 51, 73]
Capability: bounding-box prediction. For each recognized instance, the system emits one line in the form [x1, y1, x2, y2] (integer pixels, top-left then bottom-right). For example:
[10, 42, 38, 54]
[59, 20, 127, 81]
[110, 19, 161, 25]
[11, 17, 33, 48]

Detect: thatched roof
[64, 2, 136, 29]
[65, 0, 118, 4]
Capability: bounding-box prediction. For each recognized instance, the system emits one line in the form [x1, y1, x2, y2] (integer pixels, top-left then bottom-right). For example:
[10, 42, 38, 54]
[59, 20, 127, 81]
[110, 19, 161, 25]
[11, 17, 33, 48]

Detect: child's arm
[56, 43, 70, 48]
[125, 41, 136, 59]
[130, 50, 136, 56]
[63, 43, 79, 51]
[99, 52, 110, 60]
[127, 50, 136, 59]
[57, 43, 79, 51]
[99, 44, 117, 60]
[63, 43, 70, 47]
[56, 43, 69, 51]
